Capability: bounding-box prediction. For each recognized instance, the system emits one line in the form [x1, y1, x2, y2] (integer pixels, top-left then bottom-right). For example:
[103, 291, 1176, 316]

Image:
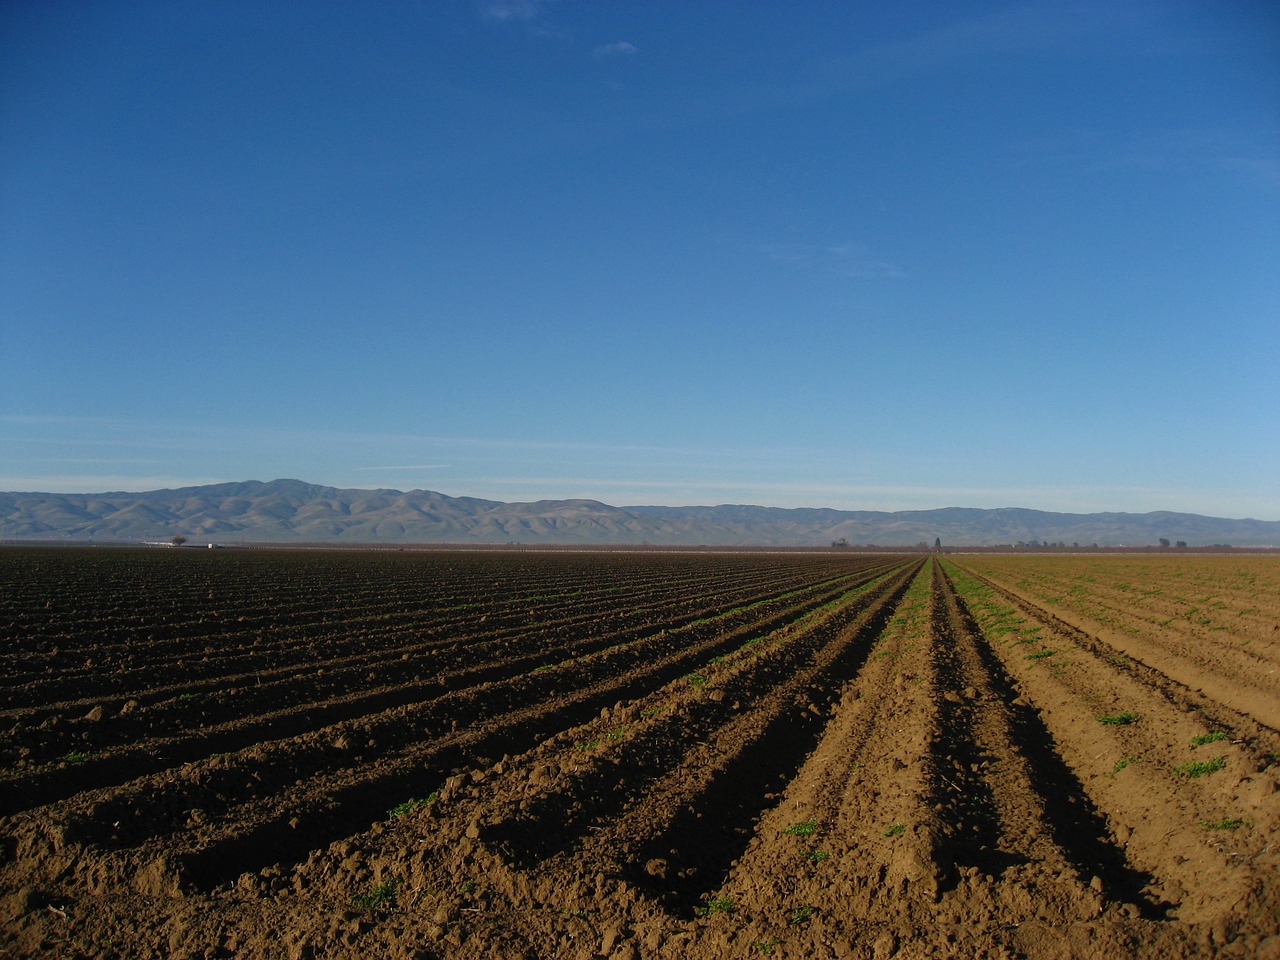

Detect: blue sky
[3, 1, 1278, 518]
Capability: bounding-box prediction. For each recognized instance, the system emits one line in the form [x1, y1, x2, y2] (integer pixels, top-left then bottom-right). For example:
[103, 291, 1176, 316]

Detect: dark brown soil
[2, 547, 1277, 959]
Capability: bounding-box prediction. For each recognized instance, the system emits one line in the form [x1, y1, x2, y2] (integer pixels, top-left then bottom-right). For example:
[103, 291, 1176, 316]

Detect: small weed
[788, 904, 816, 925]
[1098, 712, 1139, 726]
[351, 879, 398, 911]
[754, 937, 783, 956]
[686, 673, 709, 687]
[1176, 756, 1226, 778]
[783, 819, 817, 838]
[1201, 817, 1245, 830]
[1191, 731, 1228, 748]
[1026, 649, 1057, 660]
[806, 849, 831, 863]
[575, 737, 603, 750]
[883, 823, 906, 837]
[695, 895, 735, 916]
[61, 750, 91, 764]
[533, 664, 553, 673]
[1110, 756, 1139, 776]
[387, 792, 437, 820]
[458, 880, 475, 894]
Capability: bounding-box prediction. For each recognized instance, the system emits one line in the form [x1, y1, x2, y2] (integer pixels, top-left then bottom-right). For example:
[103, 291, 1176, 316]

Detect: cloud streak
[354, 464, 452, 472]
[6, 415, 1276, 519]
[593, 41, 638, 59]
[477, 0, 540, 22]
[756, 241, 907, 280]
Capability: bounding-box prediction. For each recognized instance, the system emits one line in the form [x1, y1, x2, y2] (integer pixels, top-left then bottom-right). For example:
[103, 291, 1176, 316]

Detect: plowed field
[2, 548, 1278, 959]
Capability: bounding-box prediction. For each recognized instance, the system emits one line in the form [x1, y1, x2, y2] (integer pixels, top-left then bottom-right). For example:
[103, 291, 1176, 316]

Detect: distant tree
[1158, 538, 1171, 548]
[1175, 541, 1188, 548]
[934, 537, 941, 549]
[171, 534, 188, 547]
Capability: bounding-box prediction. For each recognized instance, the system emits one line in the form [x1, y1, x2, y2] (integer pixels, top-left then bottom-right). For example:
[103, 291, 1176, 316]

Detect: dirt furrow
[697, 560, 941, 949]
[943, 561, 1280, 940]
[1, 564, 889, 812]
[478, 563, 917, 872]
[965, 561, 1280, 734]
[6, 549, 1278, 960]
[930, 563, 1158, 917]
[170, 565, 910, 890]
[955, 563, 1280, 770]
[1, 563, 908, 899]
[0, 563, 833, 711]
[554, 562, 922, 914]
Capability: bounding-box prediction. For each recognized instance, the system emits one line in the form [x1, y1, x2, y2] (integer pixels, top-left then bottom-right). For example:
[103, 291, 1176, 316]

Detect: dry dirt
[2, 547, 1278, 959]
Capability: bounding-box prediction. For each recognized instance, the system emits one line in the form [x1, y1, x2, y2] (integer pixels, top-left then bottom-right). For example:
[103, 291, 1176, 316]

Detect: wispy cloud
[0, 475, 232, 494]
[477, 0, 540, 22]
[23, 458, 163, 466]
[7, 416, 1273, 519]
[757, 241, 907, 280]
[354, 464, 452, 472]
[822, 4, 1106, 93]
[1010, 124, 1280, 189]
[593, 41, 638, 59]
[1118, 128, 1280, 190]
[1221, 156, 1280, 189]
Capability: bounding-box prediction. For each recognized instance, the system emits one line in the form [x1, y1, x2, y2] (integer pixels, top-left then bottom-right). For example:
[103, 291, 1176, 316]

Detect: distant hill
[2, 479, 1277, 547]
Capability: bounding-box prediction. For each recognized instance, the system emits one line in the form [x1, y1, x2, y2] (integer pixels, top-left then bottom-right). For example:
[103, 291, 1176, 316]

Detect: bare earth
[2, 548, 1278, 959]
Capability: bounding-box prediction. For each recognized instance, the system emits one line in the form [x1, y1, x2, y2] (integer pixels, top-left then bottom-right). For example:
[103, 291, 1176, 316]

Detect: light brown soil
[2, 548, 1278, 959]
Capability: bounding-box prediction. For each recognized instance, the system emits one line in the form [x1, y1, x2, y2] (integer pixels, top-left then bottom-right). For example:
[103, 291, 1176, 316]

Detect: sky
[2, 1, 1278, 518]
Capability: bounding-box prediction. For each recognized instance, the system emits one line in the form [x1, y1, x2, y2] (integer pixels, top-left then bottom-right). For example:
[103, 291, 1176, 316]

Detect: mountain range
[1, 479, 1277, 547]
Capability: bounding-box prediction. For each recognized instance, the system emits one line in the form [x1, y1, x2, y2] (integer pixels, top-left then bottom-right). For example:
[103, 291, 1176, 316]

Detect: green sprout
[1176, 756, 1226, 778]
[788, 904, 816, 925]
[1201, 817, 1244, 830]
[351, 879, 398, 911]
[695, 895, 735, 916]
[387, 792, 437, 819]
[1191, 731, 1228, 748]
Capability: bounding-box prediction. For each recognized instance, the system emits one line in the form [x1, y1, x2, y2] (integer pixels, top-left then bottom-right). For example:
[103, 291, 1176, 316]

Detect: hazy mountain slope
[1, 480, 1276, 546]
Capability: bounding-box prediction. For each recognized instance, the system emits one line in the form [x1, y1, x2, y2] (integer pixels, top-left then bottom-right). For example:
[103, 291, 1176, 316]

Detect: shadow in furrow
[941, 569, 1170, 919]
[622, 563, 922, 917]
[178, 707, 569, 891]
[927, 578, 1020, 884]
[174, 575, 900, 894]
[5, 575, 874, 819]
